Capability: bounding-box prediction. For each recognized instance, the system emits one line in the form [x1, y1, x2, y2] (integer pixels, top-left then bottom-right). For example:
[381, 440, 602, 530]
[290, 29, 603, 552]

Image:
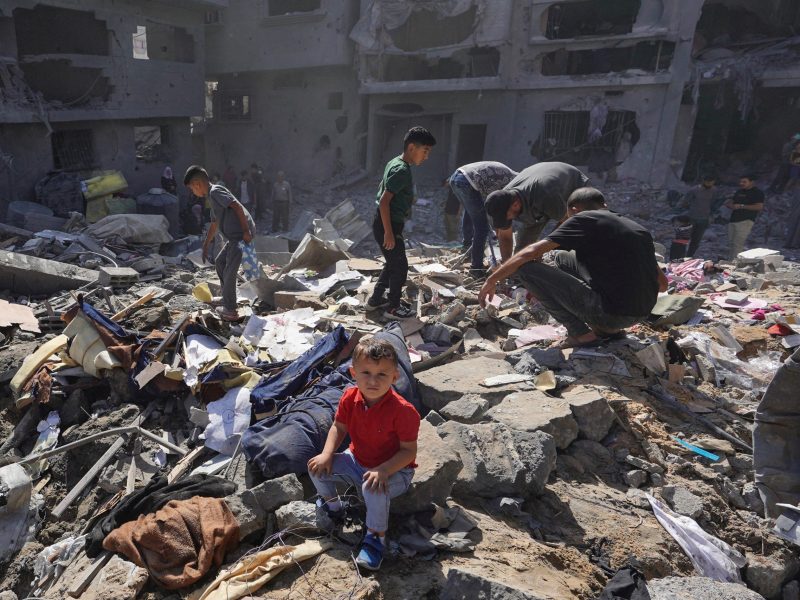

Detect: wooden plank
[111, 290, 156, 321]
[67, 551, 111, 598]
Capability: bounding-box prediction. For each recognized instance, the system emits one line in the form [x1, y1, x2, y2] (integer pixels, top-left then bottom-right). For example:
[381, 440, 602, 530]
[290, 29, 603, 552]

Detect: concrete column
[645, 0, 705, 186]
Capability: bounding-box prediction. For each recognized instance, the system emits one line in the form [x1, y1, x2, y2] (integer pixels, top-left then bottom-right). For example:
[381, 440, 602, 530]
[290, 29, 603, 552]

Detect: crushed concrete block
[485, 391, 578, 450]
[624, 469, 648, 489]
[648, 576, 766, 599]
[562, 386, 616, 442]
[275, 500, 332, 531]
[273, 290, 326, 310]
[743, 482, 764, 516]
[438, 421, 556, 499]
[424, 410, 445, 426]
[719, 477, 747, 510]
[745, 551, 800, 600]
[97, 266, 139, 288]
[392, 420, 462, 514]
[416, 357, 521, 411]
[439, 394, 490, 424]
[650, 473, 664, 487]
[440, 568, 544, 600]
[0, 249, 99, 295]
[661, 485, 703, 519]
[42, 552, 148, 600]
[626, 488, 651, 509]
[625, 455, 664, 474]
[226, 474, 304, 538]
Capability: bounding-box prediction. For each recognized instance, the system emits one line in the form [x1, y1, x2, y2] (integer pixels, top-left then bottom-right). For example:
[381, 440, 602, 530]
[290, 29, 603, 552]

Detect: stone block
[0, 250, 98, 295]
[275, 500, 331, 531]
[745, 551, 800, 600]
[624, 469, 647, 489]
[439, 394, 489, 424]
[416, 357, 520, 411]
[440, 568, 546, 600]
[43, 553, 148, 600]
[485, 391, 578, 450]
[392, 420, 462, 514]
[661, 485, 703, 519]
[438, 421, 556, 499]
[562, 386, 616, 442]
[648, 576, 765, 599]
[226, 474, 304, 538]
[273, 290, 326, 310]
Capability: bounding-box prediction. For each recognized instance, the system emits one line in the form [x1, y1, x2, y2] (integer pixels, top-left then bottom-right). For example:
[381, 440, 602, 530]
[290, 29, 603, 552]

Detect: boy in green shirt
[367, 126, 437, 319]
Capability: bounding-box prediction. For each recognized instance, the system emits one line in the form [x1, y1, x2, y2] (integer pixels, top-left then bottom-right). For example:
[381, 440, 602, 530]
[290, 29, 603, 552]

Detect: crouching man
[479, 188, 668, 348]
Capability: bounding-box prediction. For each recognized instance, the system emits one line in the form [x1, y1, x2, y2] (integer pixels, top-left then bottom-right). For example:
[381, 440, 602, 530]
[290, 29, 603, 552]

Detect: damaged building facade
[202, 0, 364, 184]
[203, 0, 800, 188]
[0, 0, 220, 216]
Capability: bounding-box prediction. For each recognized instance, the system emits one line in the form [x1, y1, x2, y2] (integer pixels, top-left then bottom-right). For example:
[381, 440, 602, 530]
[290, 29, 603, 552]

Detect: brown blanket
[103, 496, 240, 589]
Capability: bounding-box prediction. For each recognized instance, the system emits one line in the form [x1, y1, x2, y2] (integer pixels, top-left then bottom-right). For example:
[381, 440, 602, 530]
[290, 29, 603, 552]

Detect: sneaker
[215, 306, 239, 322]
[366, 295, 389, 311]
[355, 532, 384, 571]
[383, 304, 414, 320]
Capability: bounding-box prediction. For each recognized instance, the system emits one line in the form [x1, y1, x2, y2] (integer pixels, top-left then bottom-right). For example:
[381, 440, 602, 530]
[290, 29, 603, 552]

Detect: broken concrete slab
[42, 552, 148, 600]
[273, 290, 327, 310]
[0, 249, 99, 295]
[226, 474, 304, 538]
[562, 386, 616, 442]
[416, 357, 521, 411]
[392, 420, 463, 514]
[439, 394, 490, 424]
[647, 576, 765, 599]
[661, 485, 704, 519]
[485, 391, 578, 450]
[275, 500, 332, 531]
[744, 550, 800, 600]
[438, 421, 556, 499]
[440, 567, 546, 600]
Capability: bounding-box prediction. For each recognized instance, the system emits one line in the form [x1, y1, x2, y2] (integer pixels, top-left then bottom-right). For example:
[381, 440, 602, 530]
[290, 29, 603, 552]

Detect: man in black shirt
[479, 188, 667, 348]
[725, 175, 764, 259]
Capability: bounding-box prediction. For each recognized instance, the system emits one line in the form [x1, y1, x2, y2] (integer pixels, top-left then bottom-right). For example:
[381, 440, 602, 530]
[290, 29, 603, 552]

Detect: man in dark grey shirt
[683, 174, 718, 257]
[185, 165, 255, 321]
[484, 162, 589, 261]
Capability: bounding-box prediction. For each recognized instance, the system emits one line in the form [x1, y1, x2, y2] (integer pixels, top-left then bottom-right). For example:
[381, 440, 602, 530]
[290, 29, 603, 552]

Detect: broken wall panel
[389, 6, 477, 52]
[267, 0, 322, 17]
[18, 62, 111, 105]
[369, 47, 500, 82]
[13, 6, 109, 56]
[544, 0, 641, 40]
[541, 41, 675, 76]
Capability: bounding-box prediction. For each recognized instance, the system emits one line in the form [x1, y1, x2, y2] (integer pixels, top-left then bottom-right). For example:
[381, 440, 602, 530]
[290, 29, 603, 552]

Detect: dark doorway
[455, 124, 487, 167]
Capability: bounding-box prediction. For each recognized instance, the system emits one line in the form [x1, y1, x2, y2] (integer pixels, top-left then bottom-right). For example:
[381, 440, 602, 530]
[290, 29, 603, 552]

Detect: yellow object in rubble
[63, 313, 121, 378]
[193, 282, 213, 303]
[81, 170, 128, 199]
[10, 334, 68, 397]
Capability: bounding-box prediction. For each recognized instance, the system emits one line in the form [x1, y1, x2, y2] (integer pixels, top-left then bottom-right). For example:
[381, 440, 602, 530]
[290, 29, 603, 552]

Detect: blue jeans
[309, 449, 413, 532]
[449, 171, 490, 270]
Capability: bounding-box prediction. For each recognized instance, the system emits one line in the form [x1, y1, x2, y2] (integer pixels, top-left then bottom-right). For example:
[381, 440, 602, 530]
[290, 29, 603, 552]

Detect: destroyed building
[0, 0, 222, 218]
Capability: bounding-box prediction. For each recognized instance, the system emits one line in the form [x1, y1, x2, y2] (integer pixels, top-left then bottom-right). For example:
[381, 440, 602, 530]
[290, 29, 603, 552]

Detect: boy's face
[349, 357, 398, 403]
[187, 177, 211, 197]
[407, 143, 432, 166]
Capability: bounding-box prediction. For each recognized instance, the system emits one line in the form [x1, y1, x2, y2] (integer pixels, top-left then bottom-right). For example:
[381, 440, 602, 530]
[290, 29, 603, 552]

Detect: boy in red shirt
[307, 337, 420, 570]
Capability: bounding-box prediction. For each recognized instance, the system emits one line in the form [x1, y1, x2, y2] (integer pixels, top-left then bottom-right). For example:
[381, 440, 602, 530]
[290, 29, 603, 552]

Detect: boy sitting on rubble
[184, 165, 255, 322]
[367, 126, 437, 319]
[307, 337, 420, 570]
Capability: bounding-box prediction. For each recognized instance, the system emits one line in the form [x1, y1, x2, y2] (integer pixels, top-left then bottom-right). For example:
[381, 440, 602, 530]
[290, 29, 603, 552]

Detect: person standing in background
[725, 175, 764, 259]
[683, 174, 718, 257]
[161, 166, 177, 195]
[272, 171, 293, 232]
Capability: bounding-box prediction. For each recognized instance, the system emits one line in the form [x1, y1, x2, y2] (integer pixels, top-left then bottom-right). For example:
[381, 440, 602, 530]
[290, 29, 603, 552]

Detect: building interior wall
[203, 67, 363, 185]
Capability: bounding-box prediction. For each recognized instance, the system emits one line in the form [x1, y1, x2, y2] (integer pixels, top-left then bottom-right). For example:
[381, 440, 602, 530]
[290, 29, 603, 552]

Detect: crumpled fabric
[598, 566, 650, 599]
[198, 539, 331, 600]
[646, 494, 745, 583]
[86, 474, 236, 558]
[103, 496, 240, 590]
[396, 505, 478, 559]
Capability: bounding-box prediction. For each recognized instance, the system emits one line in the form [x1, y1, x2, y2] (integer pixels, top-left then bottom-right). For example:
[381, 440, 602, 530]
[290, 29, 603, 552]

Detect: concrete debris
[1, 158, 800, 600]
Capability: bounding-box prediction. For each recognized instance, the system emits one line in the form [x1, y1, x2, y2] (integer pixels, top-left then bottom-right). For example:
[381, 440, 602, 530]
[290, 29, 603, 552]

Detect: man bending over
[479, 188, 667, 348]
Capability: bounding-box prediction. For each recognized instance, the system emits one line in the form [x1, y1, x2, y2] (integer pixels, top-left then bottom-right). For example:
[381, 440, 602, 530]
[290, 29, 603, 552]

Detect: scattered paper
[205, 387, 251, 456]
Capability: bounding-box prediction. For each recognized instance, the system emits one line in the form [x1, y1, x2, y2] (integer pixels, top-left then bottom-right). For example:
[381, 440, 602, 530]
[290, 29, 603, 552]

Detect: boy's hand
[243, 231, 253, 244]
[307, 452, 333, 476]
[383, 231, 395, 251]
[363, 468, 389, 494]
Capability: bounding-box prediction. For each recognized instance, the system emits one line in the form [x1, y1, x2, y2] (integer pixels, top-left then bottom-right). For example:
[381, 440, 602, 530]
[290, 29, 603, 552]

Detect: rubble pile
[1, 195, 800, 600]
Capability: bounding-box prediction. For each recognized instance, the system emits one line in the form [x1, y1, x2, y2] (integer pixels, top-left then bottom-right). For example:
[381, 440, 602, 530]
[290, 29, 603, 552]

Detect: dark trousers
[273, 202, 290, 232]
[215, 240, 243, 311]
[517, 250, 642, 338]
[371, 213, 407, 308]
[687, 219, 709, 257]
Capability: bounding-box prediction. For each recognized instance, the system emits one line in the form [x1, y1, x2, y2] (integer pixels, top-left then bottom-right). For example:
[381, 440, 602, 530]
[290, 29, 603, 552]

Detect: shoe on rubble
[355, 532, 384, 571]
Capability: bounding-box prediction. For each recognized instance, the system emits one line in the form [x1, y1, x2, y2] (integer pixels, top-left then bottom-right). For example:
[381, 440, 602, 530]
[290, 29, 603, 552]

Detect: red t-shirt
[334, 386, 420, 469]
